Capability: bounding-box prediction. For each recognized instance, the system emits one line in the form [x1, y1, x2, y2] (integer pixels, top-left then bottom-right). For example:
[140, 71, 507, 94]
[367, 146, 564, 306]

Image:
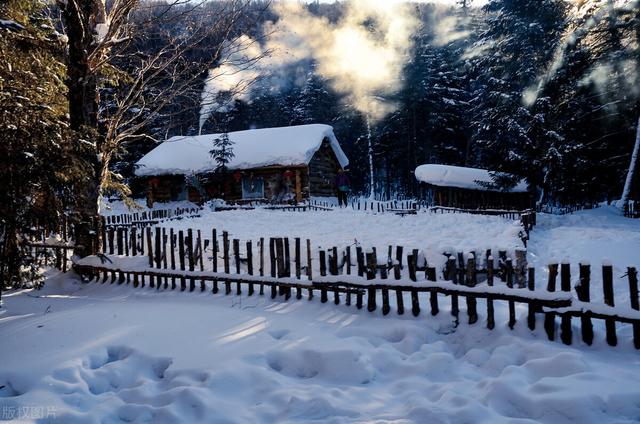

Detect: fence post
[427, 266, 438, 315]
[628, 267, 640, 349]
[527, 267, 536, 330]
[197, 230, 204, 292]
[224, 232, 231, 295]
[506, 257, 516, 329]
[187, 229, 195, 292]
[515, 249, 527, 288]
[269, 238, 276, 299]
[154, 228, 161, 290]
[143, 227, 152, 287]
[560, 262, 572, 345]
[178, 230, 185, 291]
[306, 239, 313, 300]
[446, 255, 459, 324]
[486, 255, 495, 329]
[465, 253, 477, 324]
[410, 249, 420, 317]
[331, 246, 339, 305]
[247, 241, 254, 296]
[259, 237, 265, 295]
[393, 246, 404, 315]
[544, 263, 558, 340]
[169, 229, 175, 290]
[356, 246, 364, 277]
[211, 229, 218, 293]
[295, 238, 301, 299]
[319, 249, 328, 303]
[381, 257, 390, 315]
[602, 262, 617, 346]
[233, 239, 241, 295]
[577, 262, 593, 345]
[366, 251, 377, 312]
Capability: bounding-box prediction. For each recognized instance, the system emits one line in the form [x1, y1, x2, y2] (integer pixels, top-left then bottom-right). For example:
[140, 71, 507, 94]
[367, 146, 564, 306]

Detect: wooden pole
[295, 238, 301, 299]
[366, 251, 377, 312]
[603, 262, 617, 346]
[527, 267, 536, 331]
[427, 267, 438, 315]
[410, 250, 420, 317]
[223, 231, 231, 295]
[306, 239, 313, 300]
[211, 229, 218, 293]
[197, 230, 204, 291]
[269, 238, 276, 299]
[577, 263, 593, 345]
[187, 229, 195, 292]
[169, 229, 176, 290]
[506, 258, 516, 329]
[544, 263, 558, 340]
[233, 239, 241, 295]
[465, 253, 477, 324]
[319, 249, 327, 303]
[628, 267, 640, 349]
[486, 255, 495, 329]
[560, 262, 572, 345]
[247, 241, 254, 296]
[178, 230, 185, 291]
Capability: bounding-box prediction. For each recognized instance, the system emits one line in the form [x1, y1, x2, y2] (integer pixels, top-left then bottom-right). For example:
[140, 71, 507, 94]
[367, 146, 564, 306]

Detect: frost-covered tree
[466, 0, 568, 201]
[55, 0, 254, 256]
[0, 0, 80, 287]
[210, 132, 235, 173]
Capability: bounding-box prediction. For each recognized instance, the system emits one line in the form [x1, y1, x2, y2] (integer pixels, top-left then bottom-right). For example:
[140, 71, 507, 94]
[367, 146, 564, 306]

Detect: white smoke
[198, 35, 264, 132]
[198, 0, 420, 131]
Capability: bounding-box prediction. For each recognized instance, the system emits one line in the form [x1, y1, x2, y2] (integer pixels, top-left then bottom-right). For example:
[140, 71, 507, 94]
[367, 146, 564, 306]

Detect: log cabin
[134, 124, 349, 204]
[415, 164, 532, 211]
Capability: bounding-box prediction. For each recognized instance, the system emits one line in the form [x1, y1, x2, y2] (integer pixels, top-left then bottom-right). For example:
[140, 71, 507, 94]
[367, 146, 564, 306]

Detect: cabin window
[242, 175, 264, 199]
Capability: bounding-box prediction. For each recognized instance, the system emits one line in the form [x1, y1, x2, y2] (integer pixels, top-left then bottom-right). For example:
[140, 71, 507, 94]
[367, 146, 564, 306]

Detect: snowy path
[1, 272, 640, 423]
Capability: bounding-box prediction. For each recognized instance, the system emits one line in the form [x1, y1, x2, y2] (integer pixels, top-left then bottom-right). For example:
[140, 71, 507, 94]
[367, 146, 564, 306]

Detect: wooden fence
[624, 200, 639, 218]
[103, 207, 200, 228]
[49, 224, 639, 350]
[536, 203, 600, 215]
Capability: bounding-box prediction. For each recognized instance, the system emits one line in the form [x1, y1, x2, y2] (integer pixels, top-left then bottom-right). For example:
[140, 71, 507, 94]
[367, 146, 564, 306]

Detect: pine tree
[210, 132, 235, 173]
[0, 0, 81, 288]
[467, 0, 568, 200]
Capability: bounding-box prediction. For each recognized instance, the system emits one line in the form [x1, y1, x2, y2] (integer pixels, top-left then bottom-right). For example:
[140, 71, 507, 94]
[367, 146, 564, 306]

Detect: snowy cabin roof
[414, 164, 528, 193]
[134, 124, 349, 177]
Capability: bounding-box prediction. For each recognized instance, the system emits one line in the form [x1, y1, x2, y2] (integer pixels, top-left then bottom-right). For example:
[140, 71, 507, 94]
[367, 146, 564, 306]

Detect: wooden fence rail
[36, 224, 637, 350]
[103, 207, 201, 228]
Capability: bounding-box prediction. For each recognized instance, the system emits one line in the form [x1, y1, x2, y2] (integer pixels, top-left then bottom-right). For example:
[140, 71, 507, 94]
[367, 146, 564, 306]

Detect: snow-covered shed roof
[414, 164, 528, 192]
[135, 124, 349, 177]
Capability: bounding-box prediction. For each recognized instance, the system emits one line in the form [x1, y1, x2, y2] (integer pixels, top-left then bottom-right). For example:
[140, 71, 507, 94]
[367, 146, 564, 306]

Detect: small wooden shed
[415, 164, 532, 210]
[135, 124, 349, 204]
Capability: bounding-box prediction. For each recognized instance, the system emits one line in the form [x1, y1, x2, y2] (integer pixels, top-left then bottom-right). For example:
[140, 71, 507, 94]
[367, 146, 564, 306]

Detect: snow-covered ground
[528, 206, 640, 306]
[3, 205, 637, 423]
[157, 207, 525, 271]
[1, 271, 640, 424]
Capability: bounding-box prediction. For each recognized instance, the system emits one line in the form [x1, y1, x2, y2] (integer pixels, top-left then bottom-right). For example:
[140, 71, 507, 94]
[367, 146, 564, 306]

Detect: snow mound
[135, 124, 349, 177]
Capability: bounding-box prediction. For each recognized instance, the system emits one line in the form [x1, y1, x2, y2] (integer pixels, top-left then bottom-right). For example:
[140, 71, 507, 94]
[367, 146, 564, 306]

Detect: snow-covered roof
[414, 164, 528, 192]
[135, 124, 349, 177]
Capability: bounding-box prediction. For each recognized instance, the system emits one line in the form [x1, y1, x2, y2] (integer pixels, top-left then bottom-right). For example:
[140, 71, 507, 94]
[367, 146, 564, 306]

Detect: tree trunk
[619, 116, 640, 208]
[62, 0, 107, 257]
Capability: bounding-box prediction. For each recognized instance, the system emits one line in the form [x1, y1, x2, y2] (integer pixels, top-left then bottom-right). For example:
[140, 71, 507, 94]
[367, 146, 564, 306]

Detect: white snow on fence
[414, 164, 528, 192]
[134, 124, 349, 177]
